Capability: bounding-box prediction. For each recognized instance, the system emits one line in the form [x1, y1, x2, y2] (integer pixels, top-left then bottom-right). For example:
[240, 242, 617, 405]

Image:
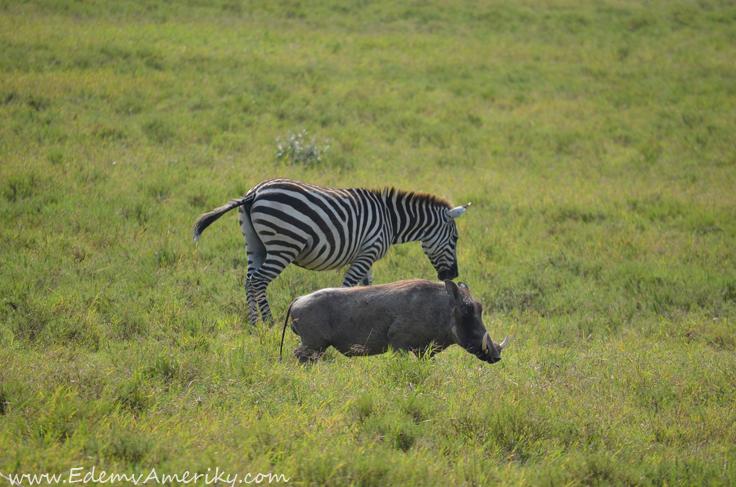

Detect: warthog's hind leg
[294, 345, 326, 365]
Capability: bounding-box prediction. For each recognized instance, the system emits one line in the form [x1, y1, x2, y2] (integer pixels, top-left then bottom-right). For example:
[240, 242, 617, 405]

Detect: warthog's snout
[480, 334, 509, 364]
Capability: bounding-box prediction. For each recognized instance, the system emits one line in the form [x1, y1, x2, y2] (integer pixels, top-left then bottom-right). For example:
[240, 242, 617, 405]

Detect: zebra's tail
[192, 193, 255, 243]
[280, 300, 296, 361]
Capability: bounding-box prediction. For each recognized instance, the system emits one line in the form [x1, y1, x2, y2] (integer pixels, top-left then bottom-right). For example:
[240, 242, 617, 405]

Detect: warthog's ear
[457, 281, 470, 293]
[445, 203, 471, 221]
[445, 279, 461, 305]
[451, 325, 460, 344]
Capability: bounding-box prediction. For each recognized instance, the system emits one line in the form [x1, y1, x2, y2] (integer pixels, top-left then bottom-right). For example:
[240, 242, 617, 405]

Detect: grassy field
[2, 0, 736, 484]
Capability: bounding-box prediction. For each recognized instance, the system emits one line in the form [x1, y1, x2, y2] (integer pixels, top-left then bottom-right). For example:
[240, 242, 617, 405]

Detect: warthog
[280, 279, 508, 364]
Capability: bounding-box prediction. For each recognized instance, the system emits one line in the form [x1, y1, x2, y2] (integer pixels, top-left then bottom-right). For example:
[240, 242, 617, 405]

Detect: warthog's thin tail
[192, 193, 255, 243]
[280, 300, 296, 361]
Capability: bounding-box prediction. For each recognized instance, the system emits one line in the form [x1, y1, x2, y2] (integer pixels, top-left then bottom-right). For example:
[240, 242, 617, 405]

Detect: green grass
[1, 0, 736, 484]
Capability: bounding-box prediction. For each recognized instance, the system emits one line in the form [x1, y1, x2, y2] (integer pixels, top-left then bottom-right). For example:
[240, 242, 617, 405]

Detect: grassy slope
[1, 0, 735, 484]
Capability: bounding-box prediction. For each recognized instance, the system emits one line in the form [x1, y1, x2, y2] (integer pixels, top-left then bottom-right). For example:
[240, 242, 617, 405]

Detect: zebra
[193, 178, 470, 326]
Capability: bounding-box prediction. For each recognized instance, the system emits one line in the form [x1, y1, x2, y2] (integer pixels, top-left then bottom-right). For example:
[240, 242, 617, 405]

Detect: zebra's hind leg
[248, 253, 294, 326]
[244, 277, 259, 326]
[241, 206, 266, 326]
[244, 249, 266, 326]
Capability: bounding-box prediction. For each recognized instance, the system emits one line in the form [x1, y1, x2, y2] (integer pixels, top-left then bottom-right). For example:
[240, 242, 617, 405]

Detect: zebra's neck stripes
[380, 187, 452, 245]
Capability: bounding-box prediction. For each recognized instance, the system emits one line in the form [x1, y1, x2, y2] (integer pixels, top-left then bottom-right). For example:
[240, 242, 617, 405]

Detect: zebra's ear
[446, 203, 471, 221]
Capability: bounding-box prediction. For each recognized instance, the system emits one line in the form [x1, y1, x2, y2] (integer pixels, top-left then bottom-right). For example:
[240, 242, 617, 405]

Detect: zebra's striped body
[193, 178, 469, 326]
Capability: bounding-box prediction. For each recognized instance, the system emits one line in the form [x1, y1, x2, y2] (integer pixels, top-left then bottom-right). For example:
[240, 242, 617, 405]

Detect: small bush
[275, 129, 330, 165]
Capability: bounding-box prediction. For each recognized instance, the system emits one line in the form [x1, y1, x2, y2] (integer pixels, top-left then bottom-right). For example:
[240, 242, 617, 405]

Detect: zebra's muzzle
[437, 264, 458, 281]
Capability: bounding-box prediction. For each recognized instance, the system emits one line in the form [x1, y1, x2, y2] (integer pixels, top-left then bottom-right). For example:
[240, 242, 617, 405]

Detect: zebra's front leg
[360, 269, 372, 286]
[342, 258, 375, 287]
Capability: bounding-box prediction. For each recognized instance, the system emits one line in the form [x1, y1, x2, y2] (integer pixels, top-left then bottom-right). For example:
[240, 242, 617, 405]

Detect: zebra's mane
[377, 186, 452, 209]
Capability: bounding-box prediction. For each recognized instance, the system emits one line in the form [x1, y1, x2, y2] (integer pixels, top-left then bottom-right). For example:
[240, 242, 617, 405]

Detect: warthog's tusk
[499, 335, 509, 349]
[482, 332, 491, 353]
[451, 326, 460, 343]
